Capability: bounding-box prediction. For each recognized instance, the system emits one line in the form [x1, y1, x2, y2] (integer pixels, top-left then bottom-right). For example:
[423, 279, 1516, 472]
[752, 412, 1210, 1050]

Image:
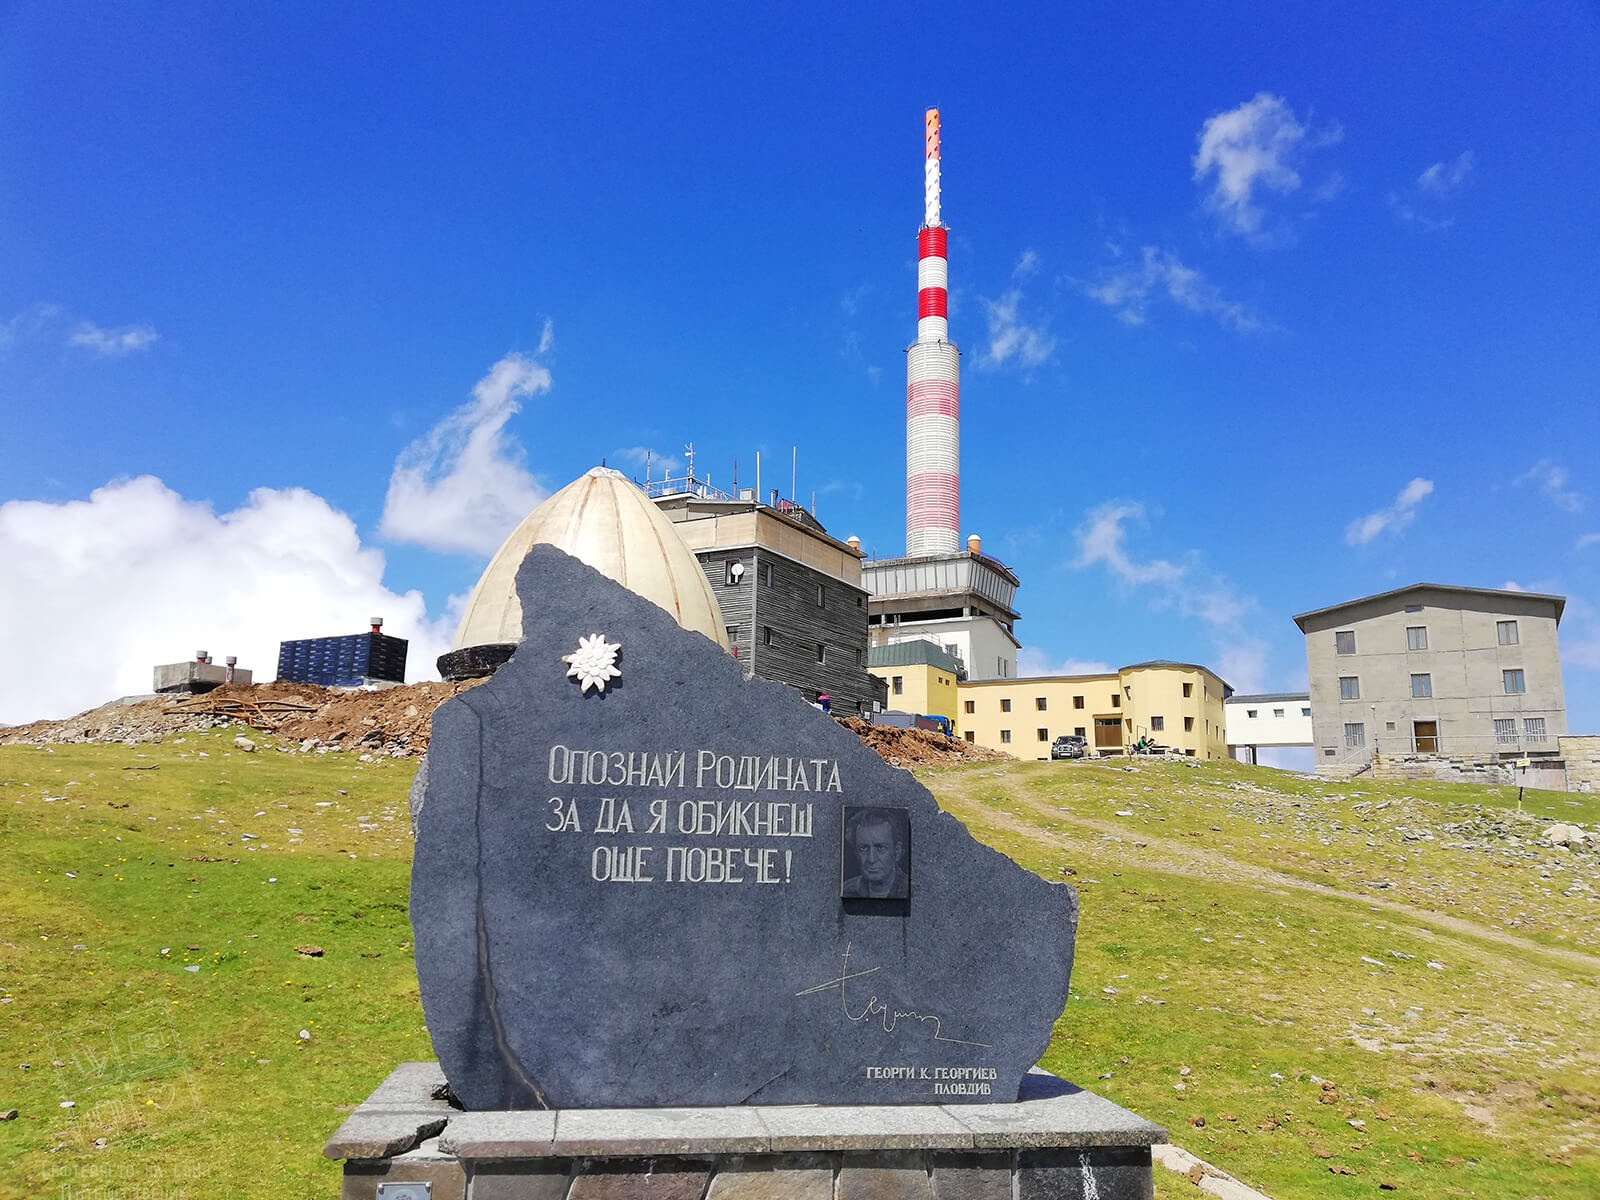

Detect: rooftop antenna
[684, 442, 696, 483]
[791, 446, 797, 503]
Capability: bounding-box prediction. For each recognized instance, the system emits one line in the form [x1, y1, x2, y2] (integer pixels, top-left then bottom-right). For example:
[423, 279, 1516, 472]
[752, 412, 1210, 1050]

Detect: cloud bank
[380, 351, 553, 555]
[982, 289, 1055, 368]
[0, 477, 454, 725]
[1344, 478, 1435, 545]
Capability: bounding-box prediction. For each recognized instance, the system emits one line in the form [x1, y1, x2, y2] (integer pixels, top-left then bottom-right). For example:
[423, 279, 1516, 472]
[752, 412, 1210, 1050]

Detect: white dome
[453, 467, 731, 653]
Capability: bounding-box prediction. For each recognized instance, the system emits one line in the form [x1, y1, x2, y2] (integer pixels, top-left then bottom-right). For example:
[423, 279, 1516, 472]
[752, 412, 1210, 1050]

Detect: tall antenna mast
[905, 107, 961, 557]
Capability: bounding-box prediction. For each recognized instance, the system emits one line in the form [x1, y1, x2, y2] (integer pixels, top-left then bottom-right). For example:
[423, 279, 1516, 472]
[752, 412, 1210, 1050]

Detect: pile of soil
[0, 680, 483, 759]
[836, 717, 1009, 767]
[4, 682, 1004, 769]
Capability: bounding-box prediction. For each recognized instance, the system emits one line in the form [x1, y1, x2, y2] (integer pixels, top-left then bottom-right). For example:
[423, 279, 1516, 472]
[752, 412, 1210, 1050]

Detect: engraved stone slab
[411, 545, 1078, 1109]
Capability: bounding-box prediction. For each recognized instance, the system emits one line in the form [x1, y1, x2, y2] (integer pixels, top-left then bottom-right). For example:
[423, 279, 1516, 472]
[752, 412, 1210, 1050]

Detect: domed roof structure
[447, 467, 730, 673]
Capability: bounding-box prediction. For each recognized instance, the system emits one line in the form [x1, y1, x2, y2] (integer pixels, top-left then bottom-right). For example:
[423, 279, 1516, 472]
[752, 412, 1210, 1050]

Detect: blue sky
[2, 2, 1598, 735]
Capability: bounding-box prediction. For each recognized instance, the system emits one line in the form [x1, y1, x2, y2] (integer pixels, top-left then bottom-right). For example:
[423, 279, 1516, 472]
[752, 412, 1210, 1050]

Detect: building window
[1111, 694, 1121, 708]
[1339, 677, 1360, 701]
[854, 648, 863, 666]
[724, 560, 743, 586]
[892, 675, 903, 695]
[762, 625, 774, 646]
[1037, 728, 1049, 742]
[1074, 726, 1086, 738]
[1385, 721, 1396, 731]
[1246, 709, 1257, 718]
[1524, 717, 1547, 743]
[1344, 722, 1365, 748]
[762, 562, 775, 587]
[1150, 716, 1165, 732]
[1302, 707, 1312, 717]
[725, 625, 739, 645]
[1407, 626, 1428, 651]
[1411, 674, 1432, 698]
[1073, 695, 1085, 709]
[1184, 716, 1194, 732]
[1001, 699, 1012, 713]
[1494, 718, 1517, 744]
[1335, 630, 1356, 655]
[1036, 697, 1047, 711]
[1271, 707, 1283, 718]
[816, 643, 826, 663]
[1182, 682, 1193, 698]
[964, 700, 975, 714]
[1498, 620, 1519, 646]
[856, 595, 863, 607]
[1000, 730, 1011, 744]
[1503, 669, 1525, 695]
[815, 583, 825, 607]
[1324, 748, 1336, 757]
[964, 731, 975, 743]
[1405, 604, 1422, 613]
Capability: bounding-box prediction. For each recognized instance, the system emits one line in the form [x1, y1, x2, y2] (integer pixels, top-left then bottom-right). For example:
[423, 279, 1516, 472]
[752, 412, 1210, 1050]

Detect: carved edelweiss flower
[561, 633, 622, 694]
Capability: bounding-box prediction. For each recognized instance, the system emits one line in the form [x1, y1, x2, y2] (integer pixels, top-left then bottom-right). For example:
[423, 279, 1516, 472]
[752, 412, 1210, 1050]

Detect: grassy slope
[922, 757, 1600, 1199]
[1, 732, 1596, 1198]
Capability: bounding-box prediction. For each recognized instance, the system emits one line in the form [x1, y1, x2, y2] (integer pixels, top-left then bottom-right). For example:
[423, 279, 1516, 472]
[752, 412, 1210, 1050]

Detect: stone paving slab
[943, 1086, 1164, 1149]
[438, 1109, 558, 1157]
[324, 1113, 449, 1160]
[553, 1107, 772, 1156]
[757, 1105, 975, 1152]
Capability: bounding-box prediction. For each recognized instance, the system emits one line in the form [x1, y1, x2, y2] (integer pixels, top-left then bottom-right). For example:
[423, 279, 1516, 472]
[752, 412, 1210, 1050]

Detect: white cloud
[1193, 93, 1341, 239]
[535, 319, 554, 355]
[1083, 246, 1268, 332]
[2, 305, 158, 357]
[1344, 477, 1435, 545]
[1514, 459, 1584, 513]
[1074, 502, 1184, 584]
[840, 284, 873, 317]
[1389, 151, 1475, 231]
[0, 477, 455, 725]
[1417, 151, 1475, 197]
[68, 321, 159, 357]
[379, 352, 552, 556]
[1017, 648, 1113, 677]
[1012, 249, 1040, 280]
[1071, 500, 1271, 692]
[1578, 533, 1600, 551]
[982, 289, 1055, 368]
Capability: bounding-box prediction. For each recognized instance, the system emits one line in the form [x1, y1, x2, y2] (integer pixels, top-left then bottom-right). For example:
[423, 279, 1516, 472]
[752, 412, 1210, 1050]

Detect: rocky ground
[1, 682, 1004, 768]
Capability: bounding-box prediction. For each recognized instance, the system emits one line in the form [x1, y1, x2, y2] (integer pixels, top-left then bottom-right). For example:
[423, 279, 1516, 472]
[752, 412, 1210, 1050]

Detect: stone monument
[328, 534, 1165, 1199]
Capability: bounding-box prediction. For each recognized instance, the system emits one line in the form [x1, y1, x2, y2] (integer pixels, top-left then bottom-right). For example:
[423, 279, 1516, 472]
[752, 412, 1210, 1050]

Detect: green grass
[924, 756, 1600, 1198]
[2, 735, 1597, 1198]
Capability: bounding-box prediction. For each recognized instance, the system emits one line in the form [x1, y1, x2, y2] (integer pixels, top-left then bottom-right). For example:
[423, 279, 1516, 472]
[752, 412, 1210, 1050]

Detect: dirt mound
[837, 717, 1009, 767]
[0, 680, 484, 758]
[4, 683, 1002, 769]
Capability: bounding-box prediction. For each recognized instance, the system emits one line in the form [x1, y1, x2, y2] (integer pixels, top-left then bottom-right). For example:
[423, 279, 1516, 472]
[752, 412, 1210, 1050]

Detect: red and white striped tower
[906, 107, 960, 558]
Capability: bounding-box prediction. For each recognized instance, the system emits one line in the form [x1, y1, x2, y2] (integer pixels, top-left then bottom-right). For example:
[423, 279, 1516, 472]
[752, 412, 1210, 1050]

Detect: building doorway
[1413, 720, 1438, 754]
[1094, 717, 1123, 751]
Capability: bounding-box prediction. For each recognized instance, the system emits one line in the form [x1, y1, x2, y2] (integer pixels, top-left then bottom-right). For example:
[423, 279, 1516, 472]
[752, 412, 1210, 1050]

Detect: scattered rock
[0, 1109, 16, 1120]
[295, 946, 325, 957]
[233, 735, 256, 752]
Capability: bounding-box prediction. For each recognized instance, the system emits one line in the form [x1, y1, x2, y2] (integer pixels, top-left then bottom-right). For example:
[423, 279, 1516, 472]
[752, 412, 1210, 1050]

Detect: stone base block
[328, 1064, 1166, 1200]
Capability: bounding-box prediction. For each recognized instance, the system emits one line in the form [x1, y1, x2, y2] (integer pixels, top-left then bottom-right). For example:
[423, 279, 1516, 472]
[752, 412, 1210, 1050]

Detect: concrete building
[957, 660, 1232, 760]
[864, 537, 1020, 681]
[1225, 693, 1313, 764]
[653, 484, 879, 716]
[1294, 583, 1568, 775]
[279, 619, 408, 688]
[153, 652, 251, 695]
[867, 640, 963, 725]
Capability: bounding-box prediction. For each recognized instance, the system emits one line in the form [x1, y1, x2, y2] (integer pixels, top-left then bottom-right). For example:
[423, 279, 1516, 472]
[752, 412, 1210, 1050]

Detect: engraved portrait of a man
[841, 806, 910, 899]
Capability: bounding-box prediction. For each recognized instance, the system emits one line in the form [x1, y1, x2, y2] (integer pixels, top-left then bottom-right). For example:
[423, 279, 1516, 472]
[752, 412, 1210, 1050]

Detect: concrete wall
[1562, 735, 1600, 793]
[1122, 663, 1230, 760]
[1301, 587, 1566, 775]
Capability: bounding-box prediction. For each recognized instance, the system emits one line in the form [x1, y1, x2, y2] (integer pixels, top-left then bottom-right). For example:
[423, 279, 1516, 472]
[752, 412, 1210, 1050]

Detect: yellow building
[867, 641, 962, 724]
[956, 660, 1232, 760]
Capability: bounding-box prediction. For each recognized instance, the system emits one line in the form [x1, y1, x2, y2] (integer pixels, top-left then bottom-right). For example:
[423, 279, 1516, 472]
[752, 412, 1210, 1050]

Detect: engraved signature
[795, 942, 992, 1048]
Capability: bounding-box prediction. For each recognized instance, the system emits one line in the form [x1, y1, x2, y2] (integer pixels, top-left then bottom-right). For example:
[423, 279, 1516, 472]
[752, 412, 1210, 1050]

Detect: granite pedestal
[326, 1063, 1166, 1200]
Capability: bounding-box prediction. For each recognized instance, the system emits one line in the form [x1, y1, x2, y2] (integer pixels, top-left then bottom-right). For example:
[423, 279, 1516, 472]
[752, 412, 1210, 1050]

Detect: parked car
[1050, 735, 1087, 760]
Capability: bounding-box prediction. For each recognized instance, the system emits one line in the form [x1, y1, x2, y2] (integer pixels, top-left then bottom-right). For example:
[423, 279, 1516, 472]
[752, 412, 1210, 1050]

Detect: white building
[1225, 693, 1313, 764]
[863, 536, 1019, 681]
